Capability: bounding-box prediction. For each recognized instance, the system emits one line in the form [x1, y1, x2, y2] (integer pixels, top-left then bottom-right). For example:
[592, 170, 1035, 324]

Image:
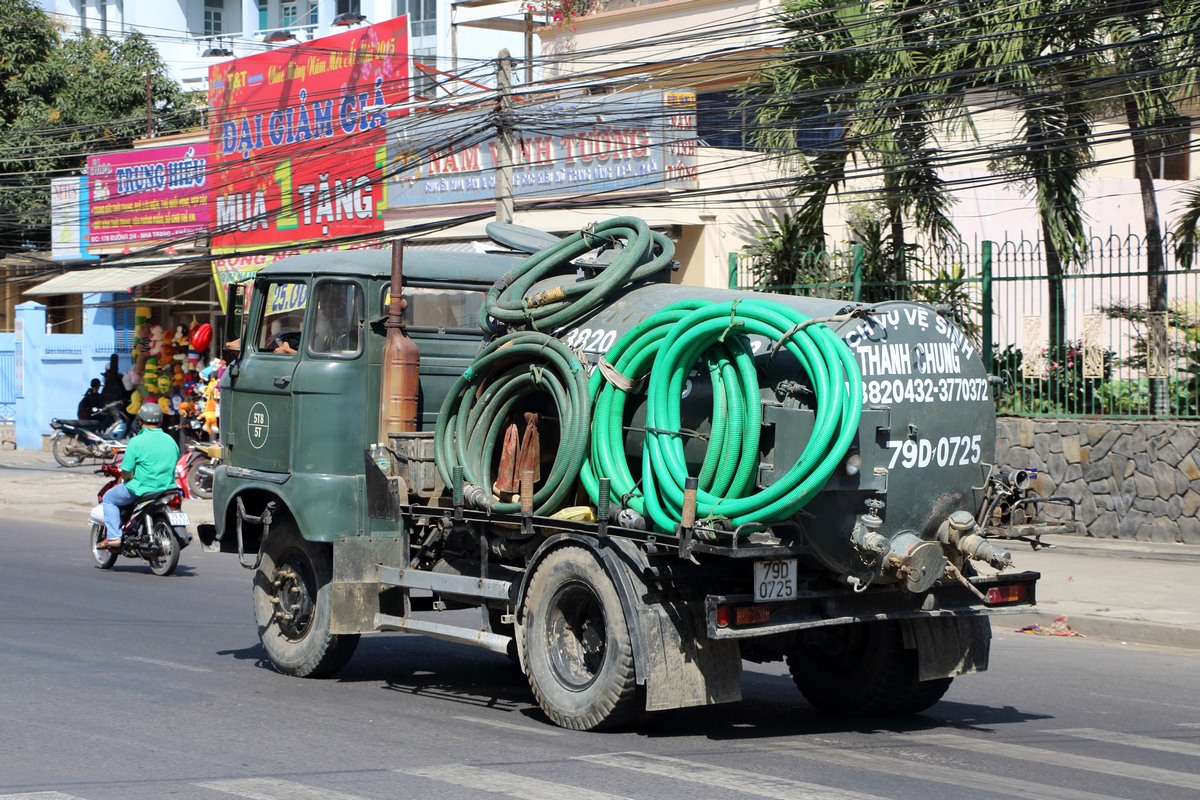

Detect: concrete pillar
[14, 303, 46, 451]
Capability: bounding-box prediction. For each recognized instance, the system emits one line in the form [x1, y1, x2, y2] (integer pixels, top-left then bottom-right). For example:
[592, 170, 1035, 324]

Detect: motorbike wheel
[52, 434, 86, 468]
[90, 523, 118, 570]
[186, 458, 214, 500]
[253, 519, 359, 677]
[146, 516, 181, 576]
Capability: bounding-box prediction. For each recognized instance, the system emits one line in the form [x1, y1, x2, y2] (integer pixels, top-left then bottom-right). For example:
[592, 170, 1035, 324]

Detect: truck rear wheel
[521, 546, 638, 731]
[253, 521, 359, 678]
[786, 621, 952, 716]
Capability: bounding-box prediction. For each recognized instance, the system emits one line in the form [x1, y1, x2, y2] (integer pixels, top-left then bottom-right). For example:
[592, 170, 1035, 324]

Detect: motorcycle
[50, 401, 135, 467]
[176, 440, 221, 501]
[89, 453, 191, 576]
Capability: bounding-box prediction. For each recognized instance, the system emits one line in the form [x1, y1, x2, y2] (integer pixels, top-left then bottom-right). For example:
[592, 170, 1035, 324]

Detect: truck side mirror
[223, 282, 246, 357]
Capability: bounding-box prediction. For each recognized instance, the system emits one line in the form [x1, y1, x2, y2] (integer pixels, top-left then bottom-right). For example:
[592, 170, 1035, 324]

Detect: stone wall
[995, 418, 1200, 543]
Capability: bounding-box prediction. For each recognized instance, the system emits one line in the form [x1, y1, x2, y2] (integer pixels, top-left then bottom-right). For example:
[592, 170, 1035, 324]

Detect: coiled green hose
[583, 299, 862, 532]
[434, 331, 591, 516]
[480, 216, 673, 334]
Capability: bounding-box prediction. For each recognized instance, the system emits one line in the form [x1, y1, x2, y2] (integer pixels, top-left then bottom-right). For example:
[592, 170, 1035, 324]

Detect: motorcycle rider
[99, 403, 180, 548]
[77, 379, 103, 427]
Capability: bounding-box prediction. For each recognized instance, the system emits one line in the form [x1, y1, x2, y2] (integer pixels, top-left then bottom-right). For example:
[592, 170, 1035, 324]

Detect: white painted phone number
[863, 377, 991, 405]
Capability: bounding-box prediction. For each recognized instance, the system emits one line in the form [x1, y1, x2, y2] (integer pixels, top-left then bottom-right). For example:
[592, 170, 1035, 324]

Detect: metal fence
[0, 349, 15, 423]
[729, 234, 1200, 419]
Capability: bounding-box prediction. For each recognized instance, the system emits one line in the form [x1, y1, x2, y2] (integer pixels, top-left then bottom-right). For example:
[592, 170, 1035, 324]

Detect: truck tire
[253, 520, 359, 678]
[786, 620, 952, 716]
[521, 545, 638, 731]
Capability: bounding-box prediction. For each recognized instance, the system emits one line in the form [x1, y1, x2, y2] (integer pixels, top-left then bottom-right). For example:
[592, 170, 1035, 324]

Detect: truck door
[224, 279, 308, 475]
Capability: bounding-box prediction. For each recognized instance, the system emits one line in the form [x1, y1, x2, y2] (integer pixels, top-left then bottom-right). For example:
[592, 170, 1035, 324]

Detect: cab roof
[256, 247, 524, 285]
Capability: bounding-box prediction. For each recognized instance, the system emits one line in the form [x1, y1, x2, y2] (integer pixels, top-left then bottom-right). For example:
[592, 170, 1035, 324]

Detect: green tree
[746, 0, 960, 291]
[1175, 185, 1200, 269]
[1097, 0, 1200, 413]
[957, 0, 1100, 355]
[740, 210, 835, 292]
[0, 2, 200, 253]
[0, 0, 57, 127]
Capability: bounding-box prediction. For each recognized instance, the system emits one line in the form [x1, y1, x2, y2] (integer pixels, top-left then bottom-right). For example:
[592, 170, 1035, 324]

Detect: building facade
[37, 0, 537, 90]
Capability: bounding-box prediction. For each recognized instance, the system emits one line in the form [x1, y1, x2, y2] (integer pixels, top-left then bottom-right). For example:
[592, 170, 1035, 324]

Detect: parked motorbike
[176, 440, 221, 500]
[89, 454, 191, 576]
[50, 401, 134, 467]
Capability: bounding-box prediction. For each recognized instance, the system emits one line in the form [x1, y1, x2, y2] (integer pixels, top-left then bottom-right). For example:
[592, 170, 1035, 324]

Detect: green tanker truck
[200, 216, 1070, 731]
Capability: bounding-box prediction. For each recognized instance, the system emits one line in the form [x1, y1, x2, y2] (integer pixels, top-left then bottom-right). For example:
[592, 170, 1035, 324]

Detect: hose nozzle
[959, 533, 1013, 570]
[1004, 469, 1030, 491]
[938, 510, 1012, 569]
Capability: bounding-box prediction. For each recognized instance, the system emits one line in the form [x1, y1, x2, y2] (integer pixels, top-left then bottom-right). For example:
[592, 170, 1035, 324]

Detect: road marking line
[397, 765, 631, 800]
[452, 715, 564, 736]
[0, 794, 87, 800]
[1047, 727, 1200, 757]
[576, 752, 886, 800]
[753, 739, 1128, 800]
[196, 778, 367, 800]
[908, 732, 1200, 790]
[126, 656, 210, 673]
[1177, 723, 1200, 728]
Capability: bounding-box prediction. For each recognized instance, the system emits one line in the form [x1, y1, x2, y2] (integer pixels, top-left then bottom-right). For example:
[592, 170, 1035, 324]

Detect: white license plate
[168, 511, 190, 527]
[754, 558, 797, 602]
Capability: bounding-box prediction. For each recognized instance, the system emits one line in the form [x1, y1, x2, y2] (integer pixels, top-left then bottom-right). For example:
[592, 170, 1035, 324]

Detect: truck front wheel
[253, 521, 359, 678]
[521, 546, 638, 731]
[786, 620, 952, 715]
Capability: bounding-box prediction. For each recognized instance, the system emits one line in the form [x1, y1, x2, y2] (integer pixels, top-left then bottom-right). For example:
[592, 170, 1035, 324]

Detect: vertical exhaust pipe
[378, 241, 421, 440]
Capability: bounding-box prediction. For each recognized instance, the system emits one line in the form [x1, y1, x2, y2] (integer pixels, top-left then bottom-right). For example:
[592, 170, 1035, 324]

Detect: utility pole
[495, 50, 514, 225]
[144, 74, 153, 138]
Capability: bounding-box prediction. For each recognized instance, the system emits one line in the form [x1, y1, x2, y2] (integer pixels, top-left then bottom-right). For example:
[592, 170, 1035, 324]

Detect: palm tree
[956, 0, 1100, 354]
[1098, 0, 1200, 412]
[746, 0, 960, 291]
[1174, 185, 1200, 270]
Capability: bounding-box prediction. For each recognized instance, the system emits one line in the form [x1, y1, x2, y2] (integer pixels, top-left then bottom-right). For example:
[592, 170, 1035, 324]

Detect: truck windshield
[257, 281, 308, 354]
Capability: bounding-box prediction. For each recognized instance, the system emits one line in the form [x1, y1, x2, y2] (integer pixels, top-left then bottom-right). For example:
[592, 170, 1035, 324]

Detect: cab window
[309, 281, 363, 357]
[381, 286, 484, 330]
[256, 281, 308, 355]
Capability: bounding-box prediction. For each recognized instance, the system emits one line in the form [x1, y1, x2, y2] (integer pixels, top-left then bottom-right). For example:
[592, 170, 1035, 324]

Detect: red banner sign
[207, 18, 408, 250]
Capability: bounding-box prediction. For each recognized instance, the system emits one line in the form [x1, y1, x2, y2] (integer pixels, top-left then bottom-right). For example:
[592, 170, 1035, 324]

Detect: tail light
[986, 584, 1027, 605]
[735, 605, 771, 625]
[715, 604, 771, 628]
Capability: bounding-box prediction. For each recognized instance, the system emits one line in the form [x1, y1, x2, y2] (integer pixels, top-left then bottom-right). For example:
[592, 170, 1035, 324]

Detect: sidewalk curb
[996, 610, 1200, 651]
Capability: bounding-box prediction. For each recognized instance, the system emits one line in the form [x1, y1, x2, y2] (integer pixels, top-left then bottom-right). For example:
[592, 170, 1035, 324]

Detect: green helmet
[137, 402, 163, 425]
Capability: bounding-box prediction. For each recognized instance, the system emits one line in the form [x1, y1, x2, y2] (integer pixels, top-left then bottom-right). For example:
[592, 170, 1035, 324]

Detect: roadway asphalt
[1, 443, 1197, 650]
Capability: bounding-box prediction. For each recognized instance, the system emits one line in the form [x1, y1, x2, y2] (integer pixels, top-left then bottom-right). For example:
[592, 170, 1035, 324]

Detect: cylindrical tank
[379, 242, 421, 440]
[568, 283, 996, 580]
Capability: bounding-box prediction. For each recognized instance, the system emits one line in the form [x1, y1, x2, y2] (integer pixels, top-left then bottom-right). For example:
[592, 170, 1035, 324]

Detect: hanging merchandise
[124, 302, 153, 412]
[191, 322, 213, 353]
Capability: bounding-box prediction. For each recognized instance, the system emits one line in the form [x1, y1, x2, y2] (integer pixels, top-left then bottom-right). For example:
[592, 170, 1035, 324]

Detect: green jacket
[124, 426, 180, 496]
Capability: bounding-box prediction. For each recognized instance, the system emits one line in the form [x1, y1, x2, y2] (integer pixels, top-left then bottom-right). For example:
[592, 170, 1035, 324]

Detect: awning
[24, 263, 188, 296]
